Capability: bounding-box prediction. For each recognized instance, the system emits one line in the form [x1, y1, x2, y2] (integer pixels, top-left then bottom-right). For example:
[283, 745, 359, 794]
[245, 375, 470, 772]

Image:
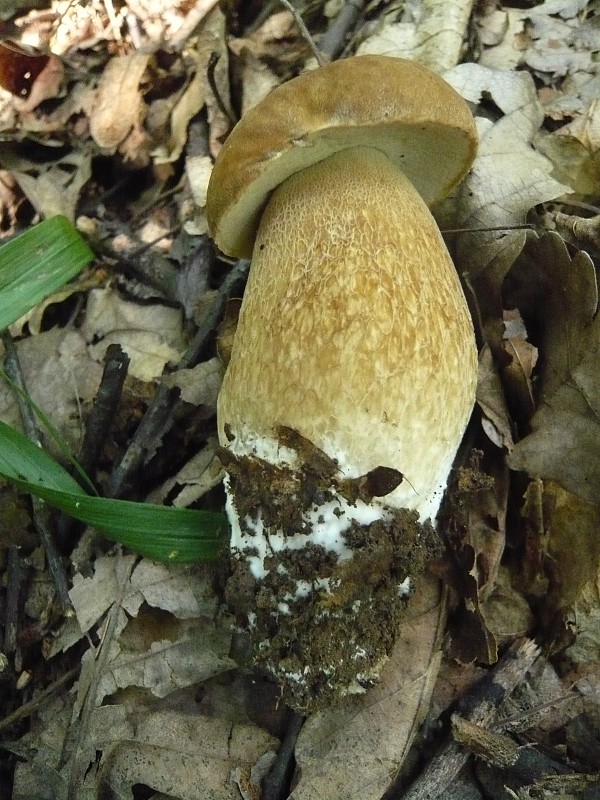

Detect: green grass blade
[0, 421, 228, 563]
[0, 216, 94, 330]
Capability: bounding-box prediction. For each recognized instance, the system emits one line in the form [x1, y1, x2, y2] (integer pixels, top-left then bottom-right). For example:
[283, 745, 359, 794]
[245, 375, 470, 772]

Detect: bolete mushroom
[206, 55, 478, 711]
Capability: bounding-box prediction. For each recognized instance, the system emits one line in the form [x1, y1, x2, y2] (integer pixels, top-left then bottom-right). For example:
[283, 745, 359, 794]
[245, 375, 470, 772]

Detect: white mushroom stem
[219, 145, 477, 522]
[218, 144, 476, 711]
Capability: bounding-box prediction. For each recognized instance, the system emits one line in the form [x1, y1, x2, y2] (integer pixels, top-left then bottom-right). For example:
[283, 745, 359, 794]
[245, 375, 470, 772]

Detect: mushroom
[206, 55, 478, 711]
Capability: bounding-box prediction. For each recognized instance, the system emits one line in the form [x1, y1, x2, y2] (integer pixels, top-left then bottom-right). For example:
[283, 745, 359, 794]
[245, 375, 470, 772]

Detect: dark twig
[397, 638, 541, 800]
[207, 52, 235, 127]
[0, 666, 79, 734]
[4, 545, 23, 653]
[262, 709, 305, 800]
[105, 259, 249, 499]
[319, 0, 365, 60]
[1, 331, 73, 616]
[77, 344, 130, 480]
[277, 0, 326, 66]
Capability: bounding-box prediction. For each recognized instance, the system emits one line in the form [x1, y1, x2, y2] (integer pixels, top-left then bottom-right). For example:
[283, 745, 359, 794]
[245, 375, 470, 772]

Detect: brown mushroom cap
[206, 55, 477, 259]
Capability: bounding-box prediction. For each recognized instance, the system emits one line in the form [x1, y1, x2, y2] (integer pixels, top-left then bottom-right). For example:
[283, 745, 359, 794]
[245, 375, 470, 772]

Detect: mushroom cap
[206, 55, 477, 258]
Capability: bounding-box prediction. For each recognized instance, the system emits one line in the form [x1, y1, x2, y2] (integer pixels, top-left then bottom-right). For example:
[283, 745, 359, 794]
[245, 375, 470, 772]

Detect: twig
[77, 344, 130, 480]
[105, 259, 249, 498]
[4, 545, 22, 653]
[554, 212, 600, 256]
[0, 666, 79, 734]
[442, 224, 535, 234]
[262, 709, 305, 800]
[397, 638, 541, 800]
[277, 0, 326, 66]
[1, 330, 73, 616]
[170, 0, 222, 49]
[207, 53, 235, 127]
[319, 0, 365, 59]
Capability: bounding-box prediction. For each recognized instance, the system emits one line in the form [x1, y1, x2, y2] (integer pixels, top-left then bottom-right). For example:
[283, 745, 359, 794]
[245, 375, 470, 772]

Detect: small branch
[319, 0, 365, 60]
[0, 666, 79, 734]
[554, 212, 600, 256]
[4, 545, 23, 653]
[105, 259, 249, 498]
[278, 0, 326, 66]
[2, 330, 73, 616]
[398, 638, 541, 800]
[262, 709, 305, 800]
[78, 344, 130, 480]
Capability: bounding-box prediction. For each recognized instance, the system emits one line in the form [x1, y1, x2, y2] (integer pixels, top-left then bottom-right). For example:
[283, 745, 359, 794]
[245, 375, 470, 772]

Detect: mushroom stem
[219, 146, 476, 521]
[218, 146, 476, 711]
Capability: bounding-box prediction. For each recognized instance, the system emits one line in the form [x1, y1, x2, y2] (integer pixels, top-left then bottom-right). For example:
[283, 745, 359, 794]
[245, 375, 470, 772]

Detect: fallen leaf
[290, 575, 444, 800]
[535, 100, 600, 196]
[443, 65, 570, 316]
[476, 344, 515, 451]
[0, 328, 103, 455]
[81, 287, 186, 381]
[7, 149, 92, 221]
[100, 712, 278, 800]
[357, 0, 475, 72]
[506, 233, 600, 503]
[89, 51, 151, 151]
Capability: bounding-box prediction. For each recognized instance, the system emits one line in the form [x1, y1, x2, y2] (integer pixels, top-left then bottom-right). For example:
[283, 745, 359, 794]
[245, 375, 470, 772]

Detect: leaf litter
[1, 0, 600, 799]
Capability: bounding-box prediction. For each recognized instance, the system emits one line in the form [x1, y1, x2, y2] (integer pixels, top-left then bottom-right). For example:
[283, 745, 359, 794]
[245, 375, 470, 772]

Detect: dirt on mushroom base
[222, 430, 441, 713]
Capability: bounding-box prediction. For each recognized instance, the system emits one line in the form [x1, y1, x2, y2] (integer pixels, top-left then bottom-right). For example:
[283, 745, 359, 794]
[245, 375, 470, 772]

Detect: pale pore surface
[218, 147, 477, 521]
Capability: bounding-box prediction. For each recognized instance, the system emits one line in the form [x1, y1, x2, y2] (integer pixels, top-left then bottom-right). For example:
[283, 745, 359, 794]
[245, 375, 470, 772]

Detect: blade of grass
[0, 421, 227, 562]
[0, 216, 94, 331]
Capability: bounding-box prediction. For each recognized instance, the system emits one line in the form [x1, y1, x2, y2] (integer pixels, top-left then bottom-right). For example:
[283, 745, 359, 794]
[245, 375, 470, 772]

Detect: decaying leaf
[517, 478, 600, 647]
[477, 344, 515, 451]
[99, 712, 278, 800]
[5, 149, 92, 221]
[535, 100, 600, 196]
[506, 233, 600, 504]
[290, 576, 444, 800]
[357, 0, 476, 72]
[0, 327, 103, 455]
[440, 454, 508, 665]
[89, 51, 151, 151]
[444, 64, 570, 316]
[81, 287, 187, 381]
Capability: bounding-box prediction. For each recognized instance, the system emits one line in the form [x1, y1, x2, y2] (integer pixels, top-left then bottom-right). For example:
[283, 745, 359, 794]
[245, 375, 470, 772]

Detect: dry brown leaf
[516, 482, 600, 652]
[146, 440, 223, 508]
[81, 287, 186, 381]
[543, 481, 600, 610]
[479, 566, 534, 645]
[476, 345, 515, 451]
[234, 49, 282, 116]
[443, 64, 570, 310]
[161, 357, 223, 408]
[535, 100, 600, 196]
[7, 149, 92, 221]
[100, 712, 277, 800]
[289, 575, 444, 800]
[0, 328, 102, 455]
[499, 308, 538, 427]
[441, 455, 508, 665]
[89, 51, 151, 150]
[506, 233, 600, 504]
[357, 0, 476, 72]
